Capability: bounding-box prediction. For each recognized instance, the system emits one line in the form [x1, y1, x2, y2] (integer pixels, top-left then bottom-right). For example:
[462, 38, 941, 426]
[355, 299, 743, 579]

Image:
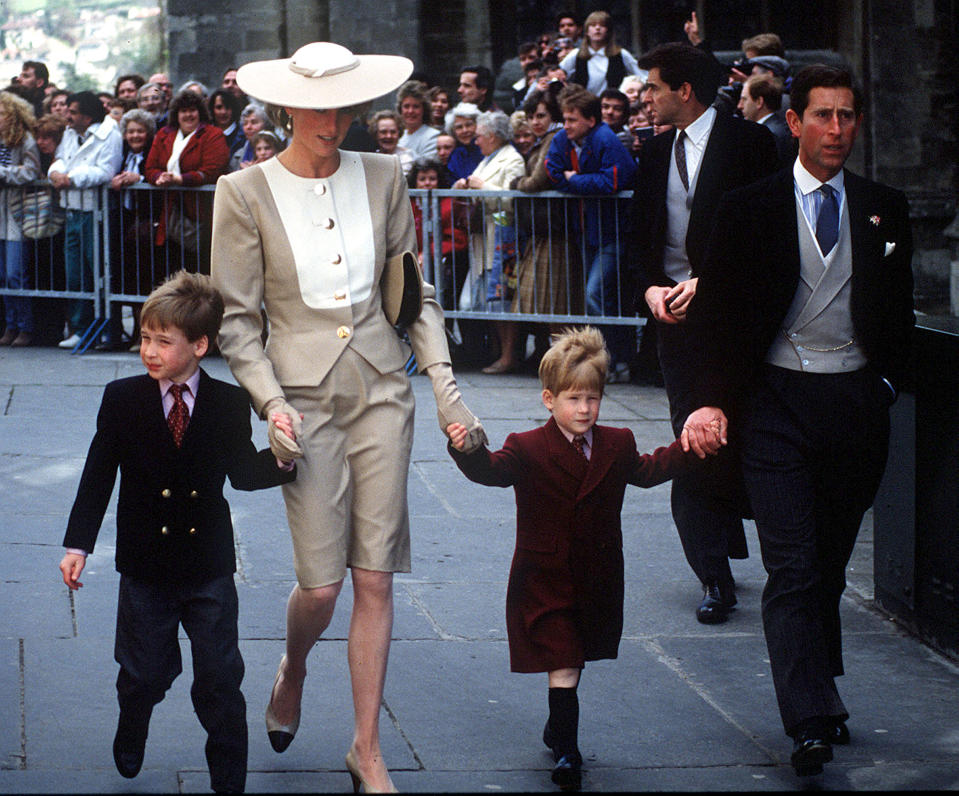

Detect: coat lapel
[544, 416, 587, 483]
[578, 425, 616, 500]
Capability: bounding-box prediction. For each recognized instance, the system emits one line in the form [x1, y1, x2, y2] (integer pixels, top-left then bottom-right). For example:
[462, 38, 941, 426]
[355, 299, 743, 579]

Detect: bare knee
[292, 580, 343, 615]
[351, 568, 393, 609]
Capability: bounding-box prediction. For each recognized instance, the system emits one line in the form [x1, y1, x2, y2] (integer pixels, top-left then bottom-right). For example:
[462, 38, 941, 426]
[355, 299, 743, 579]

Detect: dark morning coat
[63, 369, 295, 584]
[629, 110, 780, 303]
[449, 417, 688, 672]
[687, 166, 915, 408]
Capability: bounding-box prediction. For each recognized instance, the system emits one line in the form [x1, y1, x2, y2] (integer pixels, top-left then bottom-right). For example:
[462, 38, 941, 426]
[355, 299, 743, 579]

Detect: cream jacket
[211, 152, 452, 415]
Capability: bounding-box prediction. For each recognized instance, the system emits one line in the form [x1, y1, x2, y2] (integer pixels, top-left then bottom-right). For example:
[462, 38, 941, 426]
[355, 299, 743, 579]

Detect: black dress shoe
[790, 729, 833, 776]
[113, 710, 150, 778]
[551, 750, 582, 791]
[696, 580, 736, 624]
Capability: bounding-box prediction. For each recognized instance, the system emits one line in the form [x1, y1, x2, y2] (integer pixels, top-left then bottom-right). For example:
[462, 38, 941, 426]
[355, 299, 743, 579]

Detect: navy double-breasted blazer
[64, 369, 295, 584]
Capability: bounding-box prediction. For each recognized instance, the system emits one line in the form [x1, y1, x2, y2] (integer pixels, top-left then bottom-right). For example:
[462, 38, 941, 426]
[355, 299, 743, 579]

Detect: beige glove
[426, 362, 487, 453]
[262, 396, 304, 462]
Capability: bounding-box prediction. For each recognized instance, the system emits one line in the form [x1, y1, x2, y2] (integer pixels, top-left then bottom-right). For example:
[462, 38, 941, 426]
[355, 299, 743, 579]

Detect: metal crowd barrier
[0, 182, 640, 354]
[411, 187, 642, 327]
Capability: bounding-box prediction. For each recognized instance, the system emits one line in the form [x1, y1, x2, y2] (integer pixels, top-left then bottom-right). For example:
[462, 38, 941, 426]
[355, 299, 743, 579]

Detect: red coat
[144, 123, 230, 245]
[450, 417, 689, 672]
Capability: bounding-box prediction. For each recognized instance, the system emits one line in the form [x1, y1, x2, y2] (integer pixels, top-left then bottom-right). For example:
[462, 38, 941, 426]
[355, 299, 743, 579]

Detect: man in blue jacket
[545, 85, 637, 379]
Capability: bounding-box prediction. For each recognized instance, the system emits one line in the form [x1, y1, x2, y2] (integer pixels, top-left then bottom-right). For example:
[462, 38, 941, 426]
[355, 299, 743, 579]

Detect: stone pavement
[2, 346, 958, 793]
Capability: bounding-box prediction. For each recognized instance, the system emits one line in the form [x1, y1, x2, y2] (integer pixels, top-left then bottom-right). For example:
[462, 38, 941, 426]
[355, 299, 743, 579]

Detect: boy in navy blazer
[59, 271, 296, 793]
[447, 327, 719, 790]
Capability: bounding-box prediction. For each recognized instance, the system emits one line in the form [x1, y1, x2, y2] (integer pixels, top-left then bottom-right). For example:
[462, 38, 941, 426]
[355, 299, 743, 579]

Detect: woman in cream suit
[211, 43, 485, 793]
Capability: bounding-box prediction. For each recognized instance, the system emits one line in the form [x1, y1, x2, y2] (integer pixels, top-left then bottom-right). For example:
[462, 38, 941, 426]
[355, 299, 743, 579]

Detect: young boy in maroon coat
[448, 326, 720, 790]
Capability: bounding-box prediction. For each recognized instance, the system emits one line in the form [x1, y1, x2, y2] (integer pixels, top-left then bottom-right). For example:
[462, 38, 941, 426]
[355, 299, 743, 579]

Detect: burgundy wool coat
[450, 416, 689, 672]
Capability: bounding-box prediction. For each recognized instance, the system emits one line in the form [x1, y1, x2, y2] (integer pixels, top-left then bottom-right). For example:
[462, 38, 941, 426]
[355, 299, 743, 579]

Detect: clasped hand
[681, 406, 728, 458]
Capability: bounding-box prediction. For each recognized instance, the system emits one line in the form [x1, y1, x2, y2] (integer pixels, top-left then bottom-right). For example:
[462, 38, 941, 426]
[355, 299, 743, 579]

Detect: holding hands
[447, 422, 469, 451]
[263, 396, 305, 462]
[681, 406, 728, 458]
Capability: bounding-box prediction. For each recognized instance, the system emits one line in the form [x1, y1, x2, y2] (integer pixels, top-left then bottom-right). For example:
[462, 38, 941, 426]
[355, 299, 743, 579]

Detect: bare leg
[347, 567, 395, 792]
[483, 320, 519, 372]
[270, 581, 343, 726]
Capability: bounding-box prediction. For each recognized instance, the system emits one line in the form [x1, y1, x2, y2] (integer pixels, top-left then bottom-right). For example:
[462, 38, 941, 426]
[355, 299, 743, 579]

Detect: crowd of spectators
[0, 10, 796, 383]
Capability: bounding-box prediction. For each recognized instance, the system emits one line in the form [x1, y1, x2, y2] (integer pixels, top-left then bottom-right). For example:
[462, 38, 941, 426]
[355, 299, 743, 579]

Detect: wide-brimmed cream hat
[236, 42, 413, 109]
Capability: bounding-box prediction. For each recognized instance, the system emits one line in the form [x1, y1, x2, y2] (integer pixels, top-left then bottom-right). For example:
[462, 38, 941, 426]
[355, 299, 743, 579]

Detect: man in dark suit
[739, 73, 795, 168]
[682, 65, 914, 776]
[629, 42, 779, 623]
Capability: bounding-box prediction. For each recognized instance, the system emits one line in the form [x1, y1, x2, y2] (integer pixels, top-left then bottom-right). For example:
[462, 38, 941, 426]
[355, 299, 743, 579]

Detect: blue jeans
[584, 240, 630, 366]
[1, 239, 32, 333]
[64, 210, 95, 333]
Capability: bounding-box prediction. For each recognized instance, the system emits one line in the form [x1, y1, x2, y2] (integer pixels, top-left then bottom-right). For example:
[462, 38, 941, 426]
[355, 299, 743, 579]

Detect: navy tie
[816, 184, 839, 255]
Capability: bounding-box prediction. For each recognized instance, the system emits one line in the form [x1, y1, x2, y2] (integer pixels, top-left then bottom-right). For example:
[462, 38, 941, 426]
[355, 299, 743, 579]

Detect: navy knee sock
[548, 686, 580, 756]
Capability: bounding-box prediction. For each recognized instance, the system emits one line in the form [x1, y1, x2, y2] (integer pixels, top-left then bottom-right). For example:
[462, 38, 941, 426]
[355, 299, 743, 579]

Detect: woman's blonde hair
[578, 10, 620, 59]
[0, 91, 37, 148]
[538, 326, 609, 396]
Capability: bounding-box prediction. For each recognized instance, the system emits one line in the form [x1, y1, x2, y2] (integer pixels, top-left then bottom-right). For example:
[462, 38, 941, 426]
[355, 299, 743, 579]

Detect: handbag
[9, 186, 66, 239]
[381, 250, 424, 328]
[166, 201, 201, 253]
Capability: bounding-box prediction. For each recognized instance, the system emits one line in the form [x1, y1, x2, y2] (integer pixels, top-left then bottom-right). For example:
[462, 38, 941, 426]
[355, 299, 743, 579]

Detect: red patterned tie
[572, 435, 587, 461]
[167, 384, 190, 447]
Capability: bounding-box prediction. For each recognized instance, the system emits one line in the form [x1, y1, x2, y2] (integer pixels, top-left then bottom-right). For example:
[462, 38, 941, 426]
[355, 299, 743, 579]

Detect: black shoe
[113, 709, 150, 778]
[828, 719, 850, 745]
[790, 724, 833, 776]
[551, 750, 582, 791]
[696, 580, 736, 624]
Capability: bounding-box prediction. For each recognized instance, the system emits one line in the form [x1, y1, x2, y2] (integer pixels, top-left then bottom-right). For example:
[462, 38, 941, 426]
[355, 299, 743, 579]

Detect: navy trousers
[115, 573, 246, 792]
[741, 365, 890, 734]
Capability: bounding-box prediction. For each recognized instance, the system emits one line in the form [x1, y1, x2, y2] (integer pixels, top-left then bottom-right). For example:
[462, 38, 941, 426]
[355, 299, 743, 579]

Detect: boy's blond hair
[140, 271, 224, 345]
[538, 326, 609, 396]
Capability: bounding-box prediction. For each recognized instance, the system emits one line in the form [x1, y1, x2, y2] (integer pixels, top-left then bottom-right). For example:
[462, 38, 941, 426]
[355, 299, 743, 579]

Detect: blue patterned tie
[816, 184, 839, 255]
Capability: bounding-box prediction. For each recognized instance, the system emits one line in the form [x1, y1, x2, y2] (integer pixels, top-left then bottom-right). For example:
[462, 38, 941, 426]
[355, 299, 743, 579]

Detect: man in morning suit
[681, 65, 914, 776]
[629, 42, 779, 623]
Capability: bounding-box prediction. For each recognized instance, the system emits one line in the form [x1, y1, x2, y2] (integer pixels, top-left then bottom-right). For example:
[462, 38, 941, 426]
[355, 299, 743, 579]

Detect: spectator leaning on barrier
[545, 84, 636, 380]
[397, 80, 439, 165]
[0, 91, 42, 348]
[48, 90, 123, 349]
[445, 102, 482, 182]
[145, 89, 230, 272]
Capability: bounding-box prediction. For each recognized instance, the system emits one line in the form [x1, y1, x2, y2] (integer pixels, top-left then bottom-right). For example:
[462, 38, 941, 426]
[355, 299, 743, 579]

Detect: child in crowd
[447, 327, 719, 790]
[59, 271, 296, 793]
[252, 130, 282, 164]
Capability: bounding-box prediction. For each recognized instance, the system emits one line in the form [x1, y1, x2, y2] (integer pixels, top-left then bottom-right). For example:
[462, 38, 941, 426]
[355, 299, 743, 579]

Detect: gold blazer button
[161, 488, 172, 498]
[189, 527, 197, 535]
[161, 526, 169, 535]
[336, 325, 351, 339]
[190, 490, 199, 499]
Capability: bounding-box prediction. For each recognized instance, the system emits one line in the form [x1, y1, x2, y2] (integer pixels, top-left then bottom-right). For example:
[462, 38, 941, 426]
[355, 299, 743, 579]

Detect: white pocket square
[884, 241, 896, 256]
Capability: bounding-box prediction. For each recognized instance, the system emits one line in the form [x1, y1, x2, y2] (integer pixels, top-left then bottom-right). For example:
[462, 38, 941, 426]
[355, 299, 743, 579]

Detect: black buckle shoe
[551, 750, 582, 791]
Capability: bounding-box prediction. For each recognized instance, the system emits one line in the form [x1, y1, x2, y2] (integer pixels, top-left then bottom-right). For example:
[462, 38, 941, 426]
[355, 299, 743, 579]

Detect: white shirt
[793, 157, 846, 260]
[260, 153, 376, 310]
[555, 425, 594, 461]
[559, 46, 644, 94]
[49, 118, 123, 210]
[674, 106, 717, 189]
[399, 124, 440, 165]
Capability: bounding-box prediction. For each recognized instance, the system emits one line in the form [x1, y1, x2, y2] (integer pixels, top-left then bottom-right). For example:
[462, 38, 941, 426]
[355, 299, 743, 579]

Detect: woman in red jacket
[145, 89, 229, 272]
